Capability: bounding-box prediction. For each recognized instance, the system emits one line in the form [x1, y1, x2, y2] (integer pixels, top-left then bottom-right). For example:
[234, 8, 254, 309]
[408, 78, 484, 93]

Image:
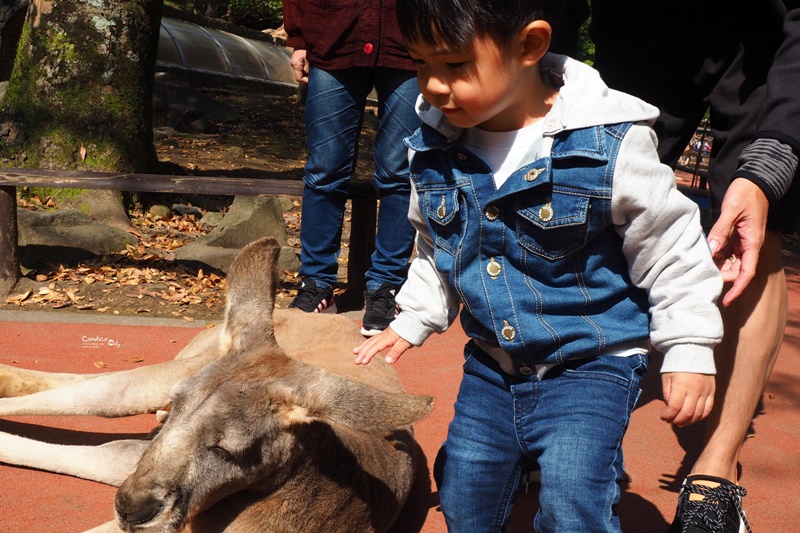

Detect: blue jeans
[434, 344, 648, 533]
[299, 66, 420, 290]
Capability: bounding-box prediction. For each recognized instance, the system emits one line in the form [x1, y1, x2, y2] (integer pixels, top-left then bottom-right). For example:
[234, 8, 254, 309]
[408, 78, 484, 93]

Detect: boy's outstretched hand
[354, 327, 413, 365]
[660, 372, 715, 427]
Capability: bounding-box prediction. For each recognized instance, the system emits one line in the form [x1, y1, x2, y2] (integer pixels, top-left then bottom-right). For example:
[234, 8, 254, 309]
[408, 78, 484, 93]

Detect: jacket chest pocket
[515, 192, 591, 261]
[424, 188, 464, 258]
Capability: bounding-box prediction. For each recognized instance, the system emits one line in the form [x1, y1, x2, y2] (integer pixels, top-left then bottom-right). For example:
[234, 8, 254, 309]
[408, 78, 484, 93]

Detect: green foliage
[576, 18, 595, 66]
[229, 0, 282, 22]
[167, 0, 282, 29]
[18, 187, 83, 205]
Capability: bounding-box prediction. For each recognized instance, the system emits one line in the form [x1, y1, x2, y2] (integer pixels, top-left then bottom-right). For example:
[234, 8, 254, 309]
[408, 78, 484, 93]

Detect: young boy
[354, 0, 723, 531]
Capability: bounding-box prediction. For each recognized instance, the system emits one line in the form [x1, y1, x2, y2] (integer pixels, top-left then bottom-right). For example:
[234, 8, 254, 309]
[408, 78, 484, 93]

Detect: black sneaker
[360, 283, 399, 337]
[669, 475, 751, 533]
[288, 279, 337, 314]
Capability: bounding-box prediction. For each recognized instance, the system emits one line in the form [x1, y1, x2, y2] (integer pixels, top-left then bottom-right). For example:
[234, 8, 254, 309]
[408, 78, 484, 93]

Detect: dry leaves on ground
[5, 197, 231, 320]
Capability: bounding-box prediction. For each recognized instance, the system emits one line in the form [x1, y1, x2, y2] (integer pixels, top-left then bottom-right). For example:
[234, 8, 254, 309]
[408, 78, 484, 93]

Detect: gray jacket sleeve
[612, 124, 724, 374]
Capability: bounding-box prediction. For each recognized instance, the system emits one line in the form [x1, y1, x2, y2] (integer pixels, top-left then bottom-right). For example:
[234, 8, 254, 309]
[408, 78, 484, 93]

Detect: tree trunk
[0, 186, 19, 296]
[0, 0, 163, 294]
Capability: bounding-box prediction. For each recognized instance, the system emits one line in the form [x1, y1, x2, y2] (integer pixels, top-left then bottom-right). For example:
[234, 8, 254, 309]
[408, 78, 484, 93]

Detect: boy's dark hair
[397, 0, 554, 50]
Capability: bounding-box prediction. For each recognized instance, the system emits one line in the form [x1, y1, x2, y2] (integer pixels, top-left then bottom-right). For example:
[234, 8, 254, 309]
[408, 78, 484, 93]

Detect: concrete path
[1, 257, 799, 532]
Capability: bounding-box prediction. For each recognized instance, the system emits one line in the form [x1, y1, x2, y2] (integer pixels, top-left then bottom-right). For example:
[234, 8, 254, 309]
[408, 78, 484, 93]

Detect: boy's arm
[611, 123, 724, 377]
[387, 185, 461, 346]
[661, 372, 715, 427]
[354, 183, 459, 365]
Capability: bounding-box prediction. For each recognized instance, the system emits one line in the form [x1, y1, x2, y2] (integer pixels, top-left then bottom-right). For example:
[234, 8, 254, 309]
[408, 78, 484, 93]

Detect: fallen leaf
[5, 291, 31, 304]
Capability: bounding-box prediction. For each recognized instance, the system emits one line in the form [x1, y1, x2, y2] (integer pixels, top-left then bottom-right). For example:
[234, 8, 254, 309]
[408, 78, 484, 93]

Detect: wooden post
[0, 186, 20, 296]
[338, 183, 377, 311]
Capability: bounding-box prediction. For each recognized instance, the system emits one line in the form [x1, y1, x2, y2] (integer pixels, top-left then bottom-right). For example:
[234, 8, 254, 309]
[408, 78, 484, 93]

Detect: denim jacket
[391, 54, 723, 376]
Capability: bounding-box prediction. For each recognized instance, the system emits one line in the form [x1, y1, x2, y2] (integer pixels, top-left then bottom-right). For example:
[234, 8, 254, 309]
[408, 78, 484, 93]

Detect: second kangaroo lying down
[0, 237, 433, 533]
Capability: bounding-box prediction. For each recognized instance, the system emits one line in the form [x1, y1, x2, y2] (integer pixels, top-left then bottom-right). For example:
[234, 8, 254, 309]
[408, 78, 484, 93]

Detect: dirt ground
[3, 88, 378, 321]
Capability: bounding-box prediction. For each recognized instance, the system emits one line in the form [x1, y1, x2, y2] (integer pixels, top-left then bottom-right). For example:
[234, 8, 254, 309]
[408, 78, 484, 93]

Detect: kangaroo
[0, 237, 433, 533]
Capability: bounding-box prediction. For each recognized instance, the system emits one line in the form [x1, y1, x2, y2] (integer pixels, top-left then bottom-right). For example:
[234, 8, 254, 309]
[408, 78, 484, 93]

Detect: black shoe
[669, 475, 751, 533]
[360, 283, 399, 337]
[288, 279, 337, 313]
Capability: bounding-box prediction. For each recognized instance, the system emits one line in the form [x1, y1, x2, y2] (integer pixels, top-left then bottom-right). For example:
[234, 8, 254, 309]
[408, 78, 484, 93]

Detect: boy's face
[407, 35, 538, 132]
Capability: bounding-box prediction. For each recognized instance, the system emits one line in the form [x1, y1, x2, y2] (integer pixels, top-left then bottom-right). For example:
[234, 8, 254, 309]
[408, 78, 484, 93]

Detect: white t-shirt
[461, 121, 545, 189]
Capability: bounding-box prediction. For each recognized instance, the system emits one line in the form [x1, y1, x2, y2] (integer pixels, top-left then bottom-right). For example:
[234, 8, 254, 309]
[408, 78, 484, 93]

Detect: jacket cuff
[390, 311, 435, 347]
[659, 344, 716, 375]
[286, 36, 306, 50]
[734, 171, 780, 204]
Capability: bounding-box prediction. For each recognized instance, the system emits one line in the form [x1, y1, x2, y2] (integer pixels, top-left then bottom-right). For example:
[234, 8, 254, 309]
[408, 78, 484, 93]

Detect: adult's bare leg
[691, 231, 787, 480]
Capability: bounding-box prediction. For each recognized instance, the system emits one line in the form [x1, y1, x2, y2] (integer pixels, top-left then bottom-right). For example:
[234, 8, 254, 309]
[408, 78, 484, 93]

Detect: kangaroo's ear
[278, 363, 434, 433]
[223, 238, 282, 354]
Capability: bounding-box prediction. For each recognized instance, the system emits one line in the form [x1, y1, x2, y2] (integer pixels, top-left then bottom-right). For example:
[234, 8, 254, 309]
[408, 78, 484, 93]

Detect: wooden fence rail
[0, 168, 377, 309]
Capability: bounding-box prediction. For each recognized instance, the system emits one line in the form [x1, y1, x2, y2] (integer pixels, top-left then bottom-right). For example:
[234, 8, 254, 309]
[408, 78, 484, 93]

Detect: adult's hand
[705, 178, 770, 306]
[290, 49, 309, 84]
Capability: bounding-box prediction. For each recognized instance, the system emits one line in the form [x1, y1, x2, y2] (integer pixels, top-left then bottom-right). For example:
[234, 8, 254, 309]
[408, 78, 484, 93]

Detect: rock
[278, 196, 296, 212]
[172, 243, 239, 273]
[17, 209, 137, 267]
[199, 212, 224, 227]
[153, 126, 176, 141]
[226, 146, 245, 160]
[55, 189, 132, 231]
[173, 108, 210, 134]
[170, 242, 300, 274]
[183, 194, 232, 213]
[175, 242, 299, 274]
[148, 204, 172, 218]
[172, 204, 203, 217]
[174, 195, 299, 273]
[193, 195, 288, 248]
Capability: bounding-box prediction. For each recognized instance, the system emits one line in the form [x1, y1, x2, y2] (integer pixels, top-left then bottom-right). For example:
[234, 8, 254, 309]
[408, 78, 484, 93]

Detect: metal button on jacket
[487, 258, 502, 278]
[501, 320, 516, 341]
[437, 196, 447, 219]
[525, 167, 544, 181]
[485, 205, 499, 221]
[518, 365, 534, 376]
[538, 201, 554, 222]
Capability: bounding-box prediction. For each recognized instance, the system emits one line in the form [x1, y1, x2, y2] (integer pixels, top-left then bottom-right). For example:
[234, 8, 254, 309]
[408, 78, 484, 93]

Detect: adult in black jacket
[553, 2, 800, 532]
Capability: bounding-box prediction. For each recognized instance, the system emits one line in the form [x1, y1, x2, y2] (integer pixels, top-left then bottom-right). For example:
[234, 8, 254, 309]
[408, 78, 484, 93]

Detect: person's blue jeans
[434, 344, 648, 533]
[298, 66, 420, 290]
